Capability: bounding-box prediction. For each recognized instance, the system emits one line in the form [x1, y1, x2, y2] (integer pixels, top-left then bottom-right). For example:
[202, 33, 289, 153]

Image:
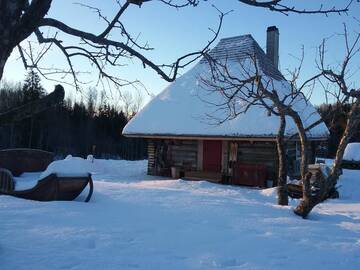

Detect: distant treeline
[1, 71, 359, 160]
[317, 103, 360, 157]
[0, 71, 146, 160]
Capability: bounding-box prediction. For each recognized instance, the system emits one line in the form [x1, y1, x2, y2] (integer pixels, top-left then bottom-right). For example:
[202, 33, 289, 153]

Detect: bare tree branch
[237, 0, 354, 15]
[0, 0, 356, 91]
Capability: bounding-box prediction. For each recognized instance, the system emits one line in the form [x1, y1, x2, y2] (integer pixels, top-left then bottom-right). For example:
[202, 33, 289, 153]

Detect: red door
[203, 140, 222, 172]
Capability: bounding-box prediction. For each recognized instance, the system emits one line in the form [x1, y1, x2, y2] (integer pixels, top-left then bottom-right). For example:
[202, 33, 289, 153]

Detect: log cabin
[123, 26, 329, 187]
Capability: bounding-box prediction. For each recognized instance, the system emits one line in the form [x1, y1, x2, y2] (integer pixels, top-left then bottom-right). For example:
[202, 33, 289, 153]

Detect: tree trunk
[276, 113, 288, 205]
[0, 0, 24, 82]
[287, 110, 315, 218]
[294, 101, 360, 218]
[293, 172, 313, 218]
[0, 56, 6, 81]
[257, 83, 308, 209]
[0, 50, 12, 82]
[0, 0, 53, 82]
[289, 111, 311, 197]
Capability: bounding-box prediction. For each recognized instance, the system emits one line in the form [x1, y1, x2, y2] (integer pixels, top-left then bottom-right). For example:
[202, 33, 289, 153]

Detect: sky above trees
[2, 0, 360, 105]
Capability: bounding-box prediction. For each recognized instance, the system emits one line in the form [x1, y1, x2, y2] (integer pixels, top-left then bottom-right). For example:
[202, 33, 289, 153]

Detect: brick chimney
[266, 26, 279, 68]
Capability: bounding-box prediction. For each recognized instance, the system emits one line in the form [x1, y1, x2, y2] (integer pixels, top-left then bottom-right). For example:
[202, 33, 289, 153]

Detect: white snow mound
[40, 156, 95, 178]
[343, 142, 360, 161]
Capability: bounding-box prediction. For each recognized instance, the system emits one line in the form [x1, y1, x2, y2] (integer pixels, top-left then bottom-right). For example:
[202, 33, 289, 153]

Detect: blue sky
[3, 0, 360, 105]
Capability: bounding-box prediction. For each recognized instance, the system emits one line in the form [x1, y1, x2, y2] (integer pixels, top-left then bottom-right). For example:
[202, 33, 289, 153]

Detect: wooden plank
[237, 154, 277, 161]
[147, 141, 156, 176]
[167, 140, 198, 171]
[197, 140, 203, 171]
[171, 145, 198, 152]
[221, 141, 228, 174]
[184, 170, 222, 182]
[171, 154, 197, 160]
[172, 158, 196, 163]
[171, 149, 197, 154]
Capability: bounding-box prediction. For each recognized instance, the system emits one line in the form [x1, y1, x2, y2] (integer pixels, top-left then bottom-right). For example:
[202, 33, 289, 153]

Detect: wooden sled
[0, 169, 93, 202]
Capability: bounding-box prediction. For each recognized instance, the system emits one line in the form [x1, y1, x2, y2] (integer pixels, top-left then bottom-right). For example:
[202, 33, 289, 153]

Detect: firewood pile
[287, 183, 303, 199]
[287, 164, 332, 199]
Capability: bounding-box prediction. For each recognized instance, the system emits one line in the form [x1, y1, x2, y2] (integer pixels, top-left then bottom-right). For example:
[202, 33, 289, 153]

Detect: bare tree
[200, 52, 320, 207]
[120, 89, 144, 118]
[0, 0, 353, 92]
[200, 23, 360, 218]
[234, 0, 353, 15]
[294, 24, 360, 217]
[0, 0, 225, 90]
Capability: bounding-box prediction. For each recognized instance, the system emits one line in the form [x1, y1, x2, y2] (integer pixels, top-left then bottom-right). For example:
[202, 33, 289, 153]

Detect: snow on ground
[1, 159, 360, 270]
[14, 172, 42, 191]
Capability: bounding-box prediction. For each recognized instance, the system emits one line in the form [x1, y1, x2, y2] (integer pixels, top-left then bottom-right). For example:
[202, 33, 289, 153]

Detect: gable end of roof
[200, 34, 284, 80]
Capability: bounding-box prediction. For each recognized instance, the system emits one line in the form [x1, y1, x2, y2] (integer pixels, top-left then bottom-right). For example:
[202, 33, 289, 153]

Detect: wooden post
[276, 114, 288, 205]
[221, 141, 229, 175]
[197, 140, 203, 171]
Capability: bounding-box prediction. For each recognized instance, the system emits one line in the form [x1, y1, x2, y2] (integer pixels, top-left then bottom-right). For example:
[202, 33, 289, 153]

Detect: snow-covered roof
[200, 35, 283, 80]
[123, 35, 329, 139]
[343, 143, 360, 161]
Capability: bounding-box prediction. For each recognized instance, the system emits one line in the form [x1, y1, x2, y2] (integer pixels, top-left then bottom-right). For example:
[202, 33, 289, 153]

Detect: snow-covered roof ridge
[200, 34, 284, 80]
[123, 34, 329, 138]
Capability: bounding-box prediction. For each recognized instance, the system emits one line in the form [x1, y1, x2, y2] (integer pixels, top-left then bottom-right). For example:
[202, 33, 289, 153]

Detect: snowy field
[1, 159, 360, 270]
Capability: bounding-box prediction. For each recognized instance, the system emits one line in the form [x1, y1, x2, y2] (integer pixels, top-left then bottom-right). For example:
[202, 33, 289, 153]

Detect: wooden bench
[0, 148, 54, 176]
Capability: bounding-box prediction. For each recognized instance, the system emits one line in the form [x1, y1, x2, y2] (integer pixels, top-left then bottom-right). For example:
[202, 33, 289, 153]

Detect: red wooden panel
[232, 162, 267, 187]
[203, 140, 222, 172]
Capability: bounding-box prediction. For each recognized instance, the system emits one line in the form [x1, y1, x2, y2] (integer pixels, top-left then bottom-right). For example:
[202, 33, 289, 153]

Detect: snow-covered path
[1, 160, 360, 270]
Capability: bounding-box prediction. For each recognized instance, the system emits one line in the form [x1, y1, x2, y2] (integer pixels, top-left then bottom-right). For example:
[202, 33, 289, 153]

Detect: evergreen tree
[22, 70, 45, 103]
[0, 82, 146, 159]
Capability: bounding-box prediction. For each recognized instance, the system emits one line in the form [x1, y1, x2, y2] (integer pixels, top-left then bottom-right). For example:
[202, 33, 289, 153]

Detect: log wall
[169, 140, 198, 171]
[236, 141, 278, 181]
[197, 140, 203, 171]
[147, 138, 318, 185]
[147, 139, 198, 176]
[147, 140, 156, 175]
